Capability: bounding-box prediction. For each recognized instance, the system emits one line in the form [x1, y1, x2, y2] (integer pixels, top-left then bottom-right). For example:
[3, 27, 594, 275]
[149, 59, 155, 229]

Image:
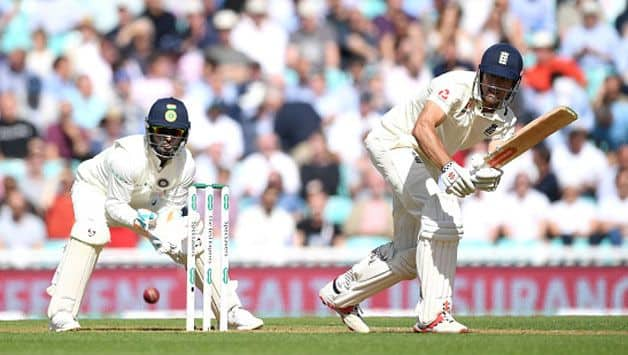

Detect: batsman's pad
[70, 220, 110, 246]
[415, 238, 459, 325]
[47, 238, 102, 319]
[332, 242, 416, 308]
[418, 193, 463, 241]
[415, 192, 462, 324]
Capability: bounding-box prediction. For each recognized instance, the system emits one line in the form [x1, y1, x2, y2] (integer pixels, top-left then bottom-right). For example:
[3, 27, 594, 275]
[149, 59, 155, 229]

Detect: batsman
[46, 97, 263, 332]
[320, 43, 524, 333]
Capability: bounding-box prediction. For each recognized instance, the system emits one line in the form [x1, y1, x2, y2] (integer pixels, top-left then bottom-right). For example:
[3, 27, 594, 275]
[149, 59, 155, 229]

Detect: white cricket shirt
[75, 135, 196, 227]
[370, 71, 517, 176]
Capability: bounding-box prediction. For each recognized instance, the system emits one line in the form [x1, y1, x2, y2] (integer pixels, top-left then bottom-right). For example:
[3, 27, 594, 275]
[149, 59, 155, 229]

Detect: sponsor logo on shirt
[484, 123, 498, 136]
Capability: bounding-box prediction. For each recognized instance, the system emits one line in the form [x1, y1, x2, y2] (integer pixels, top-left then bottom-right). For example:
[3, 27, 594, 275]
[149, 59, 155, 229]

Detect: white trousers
[328, 133, 462, 324]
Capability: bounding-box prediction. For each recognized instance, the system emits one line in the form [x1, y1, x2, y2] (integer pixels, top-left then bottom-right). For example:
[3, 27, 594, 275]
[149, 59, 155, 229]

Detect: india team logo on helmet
[145, 97, 191, 159]
[164, 104, 178, 122]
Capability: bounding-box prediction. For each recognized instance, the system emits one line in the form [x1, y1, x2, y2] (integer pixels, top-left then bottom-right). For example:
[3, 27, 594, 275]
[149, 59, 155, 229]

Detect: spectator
[550, 125, 608, 196]
[25, 28, 55, 79]
[65, 18, 113, 99]
[591, 75, 628, 151]
[286, 0, 339, 74]
[231, 132, 300, 199]
[179, 3, 213, 51]
[45, 100, 91, 161]
[532, 144, 561, 202]
[497, 172, 551, 242]
[523, 31, 587, 94]
[66, 74, 108, 131]
[296, 180, 343, 247]
[109, 70, 145, 135]
[382, 40, 432, 107]
[595, 167, 628, 246]
[560, 0, 620, 96]
[205, 9, 253, 83]
[461, 190, 501, 243]
[427, 1, 473, 64]
[0, 91, 38, 159]
[184, 58, 239, 121]
[44, 56, 77, 100]
[188, 99, 244, 169]
[141, 0, 179, 52]
[548, 181, 597, 245]
[296, 131, 341, 198]
[598, 144, 628, 200]
[0, 48, 31, 100]
[23, 75, 58, 133]
[342, 165, 393, 240]
[106, 3, 136, 44]
[431, 40, 475, 77]
[90, 108, 127, 153]
[508, 0, 556, 35]
[273, 89, 322, 153]
[230, 0, 288, 76]
[474, 0, 525, 60]
[130, 53, 176, 111]
[340, 9, 379, 65]
[19, 138, 60, 215]
[234, 185, 296, 250]
[45, 168, 75, 239]
[265, 170, 303, 217]
[325, 91, 381, 167]
[0, 189, 46, 250]
[118, 17, 156, 75]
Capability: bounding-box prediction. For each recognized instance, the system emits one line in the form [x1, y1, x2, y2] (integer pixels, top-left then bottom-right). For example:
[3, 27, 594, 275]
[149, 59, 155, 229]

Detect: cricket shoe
[228, 307, 264, 330]
[412, 312, 469, 334]
[319, 281, 370, 333]
[49, 312, 81, 332]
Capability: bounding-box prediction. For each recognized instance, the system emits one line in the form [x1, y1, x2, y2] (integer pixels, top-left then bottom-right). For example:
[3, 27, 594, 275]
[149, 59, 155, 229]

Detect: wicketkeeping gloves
[438, 161, 476, 198]
[133, 209, 157, 235]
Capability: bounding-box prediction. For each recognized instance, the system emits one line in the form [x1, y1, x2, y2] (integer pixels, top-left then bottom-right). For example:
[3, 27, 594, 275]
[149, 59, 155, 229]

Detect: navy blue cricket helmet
[145, 97, 191, 159]
[474, 43, 523, 112]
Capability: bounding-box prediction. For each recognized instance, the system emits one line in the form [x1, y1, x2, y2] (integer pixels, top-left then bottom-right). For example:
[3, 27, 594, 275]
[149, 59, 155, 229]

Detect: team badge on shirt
[158, 178, 169, 188]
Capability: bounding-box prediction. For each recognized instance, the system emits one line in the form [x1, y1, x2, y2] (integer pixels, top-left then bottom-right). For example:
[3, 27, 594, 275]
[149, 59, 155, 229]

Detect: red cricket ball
[143, 287, 160, 304]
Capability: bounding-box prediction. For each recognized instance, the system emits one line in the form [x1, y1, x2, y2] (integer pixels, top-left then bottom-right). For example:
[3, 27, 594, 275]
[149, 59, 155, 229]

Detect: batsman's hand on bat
[438, 161, 476, 198]
[469, 154, 503, 192]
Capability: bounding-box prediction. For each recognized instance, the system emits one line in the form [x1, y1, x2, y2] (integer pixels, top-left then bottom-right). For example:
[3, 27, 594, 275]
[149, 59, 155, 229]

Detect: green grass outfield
[1, 316, 626, 355]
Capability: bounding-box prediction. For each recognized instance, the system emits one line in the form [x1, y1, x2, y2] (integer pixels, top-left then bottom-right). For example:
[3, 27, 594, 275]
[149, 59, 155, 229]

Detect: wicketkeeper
[319, 43, 524, 333]
[47, 97, 263, 332]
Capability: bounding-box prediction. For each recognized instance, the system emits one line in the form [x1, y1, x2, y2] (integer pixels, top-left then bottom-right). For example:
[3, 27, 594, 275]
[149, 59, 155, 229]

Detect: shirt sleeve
[103, 146, 140, 227]
[425, 73, 465, 117]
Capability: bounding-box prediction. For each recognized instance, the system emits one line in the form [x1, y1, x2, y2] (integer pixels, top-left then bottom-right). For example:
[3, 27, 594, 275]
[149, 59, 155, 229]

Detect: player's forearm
[104, 198, 137, 227]
[413, 120, 451, 170]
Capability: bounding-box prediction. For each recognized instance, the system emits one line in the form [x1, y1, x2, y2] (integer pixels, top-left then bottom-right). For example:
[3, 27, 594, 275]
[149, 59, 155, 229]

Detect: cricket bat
[484, 106, 578, 169]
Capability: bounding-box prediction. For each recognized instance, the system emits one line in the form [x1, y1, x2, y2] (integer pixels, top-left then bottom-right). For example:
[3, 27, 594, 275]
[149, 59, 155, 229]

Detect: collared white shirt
[75, 135, 195, 227]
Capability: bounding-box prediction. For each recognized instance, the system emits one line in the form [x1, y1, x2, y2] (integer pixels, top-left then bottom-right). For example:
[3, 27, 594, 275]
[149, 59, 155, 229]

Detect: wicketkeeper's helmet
[145, 97, 190, 159]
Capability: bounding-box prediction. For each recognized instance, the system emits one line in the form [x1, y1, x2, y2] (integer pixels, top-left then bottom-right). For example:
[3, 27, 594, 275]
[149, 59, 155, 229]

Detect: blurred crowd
[0, 0, 626, 253]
